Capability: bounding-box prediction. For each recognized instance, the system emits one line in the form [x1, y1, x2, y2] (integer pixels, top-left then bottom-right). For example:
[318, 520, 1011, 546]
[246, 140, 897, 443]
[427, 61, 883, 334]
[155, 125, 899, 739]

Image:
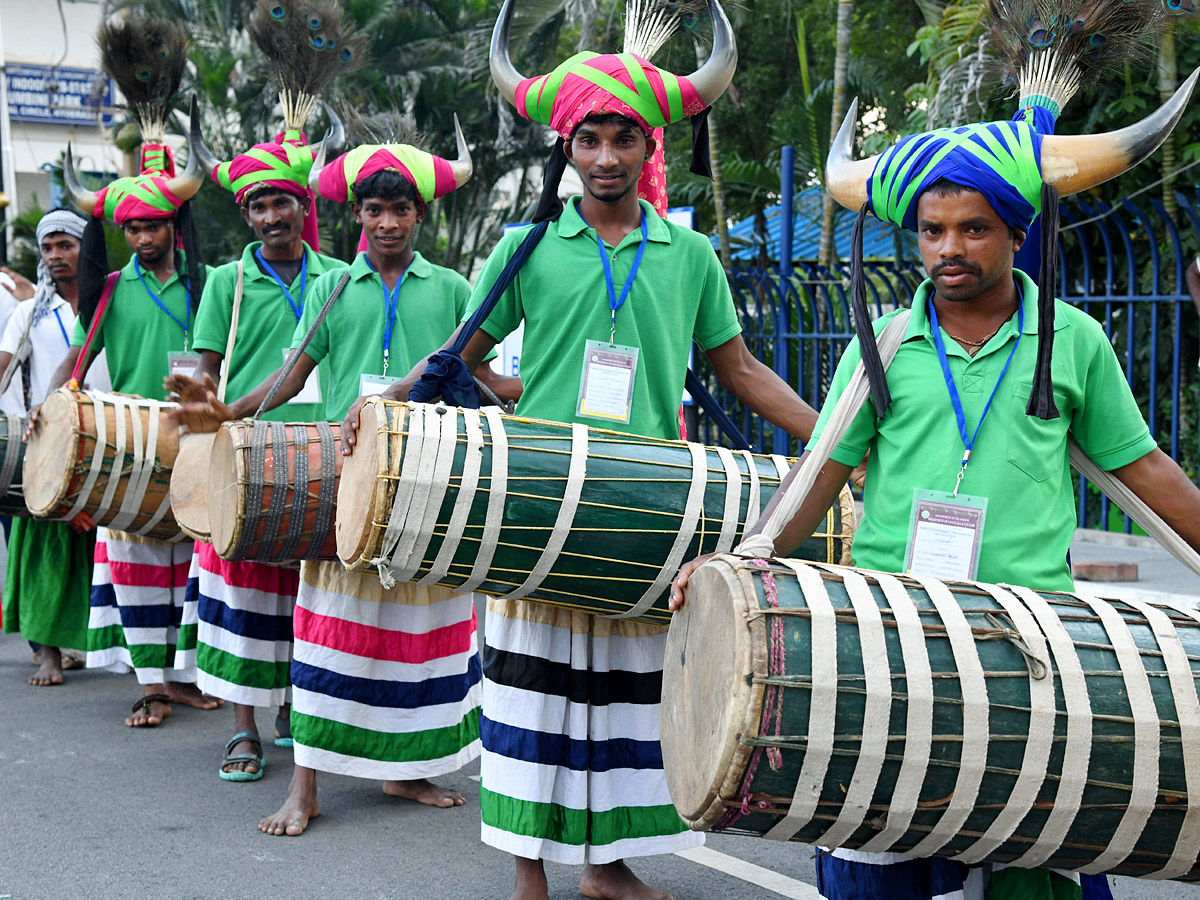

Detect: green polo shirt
[193, 241, 346, 422]
[71, 254, 212, 400]
[463, 196, 742, 442]
[293, 250, 469, 420]
[810, 269, 1157, 592]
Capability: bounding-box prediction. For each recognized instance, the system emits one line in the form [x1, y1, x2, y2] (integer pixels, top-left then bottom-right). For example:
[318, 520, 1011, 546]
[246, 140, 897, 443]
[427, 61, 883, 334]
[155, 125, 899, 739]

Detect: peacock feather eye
[326, 38, 336, 50]
[310, 35, 325, 48]
[340, 47, 353, 61]
[269, 5, 286, 18]
[308, 15, 321, 28]
[137, 68, 153, 81]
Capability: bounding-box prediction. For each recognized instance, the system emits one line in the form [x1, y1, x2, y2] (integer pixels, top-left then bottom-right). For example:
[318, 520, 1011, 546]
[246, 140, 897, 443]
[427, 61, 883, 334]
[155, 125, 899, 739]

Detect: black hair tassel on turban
[1027, 182, 1060, 420]
[850, 203, 892, 418]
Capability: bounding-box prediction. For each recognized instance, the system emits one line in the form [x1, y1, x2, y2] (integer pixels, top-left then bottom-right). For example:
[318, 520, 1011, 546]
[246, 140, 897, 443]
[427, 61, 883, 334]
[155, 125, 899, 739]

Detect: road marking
[674, 846, 820, 899]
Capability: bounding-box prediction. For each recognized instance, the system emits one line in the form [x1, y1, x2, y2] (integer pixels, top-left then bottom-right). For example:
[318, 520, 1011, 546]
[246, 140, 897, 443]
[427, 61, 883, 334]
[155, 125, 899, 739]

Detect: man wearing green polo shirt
[366, 112, 819, 900]
[167, 178, 345, 785]
[49, 213, 219, 729]
[672, 182, 1200, 900]
[173, 155, 514, 838]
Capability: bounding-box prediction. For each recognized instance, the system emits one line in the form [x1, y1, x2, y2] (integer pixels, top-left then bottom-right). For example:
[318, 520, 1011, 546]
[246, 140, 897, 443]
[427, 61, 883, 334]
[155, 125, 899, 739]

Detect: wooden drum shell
[663, 555, 1200, 880]
[24, 388, 182, 540]
[209, 419, 342, 562]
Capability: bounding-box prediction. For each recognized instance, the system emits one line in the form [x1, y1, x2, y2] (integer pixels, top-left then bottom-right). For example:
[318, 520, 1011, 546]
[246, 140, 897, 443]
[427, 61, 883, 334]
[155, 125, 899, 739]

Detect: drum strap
[739, 449, 762, 525]
[461, 406, 509, 593]
[0, 414, 22, 495]
[309, 421, 337, 560]
[279, 423, 308, 562]
[233, 419, 271, 559]
[388, 404, 461, 585]
[419, 408, 486, 587]
[714, 447, 742, 554]
[70, 272, 120, 387]
[216, 260, 244, 405]
[257, 420, 290, 561]
[255, 270, 351, 419]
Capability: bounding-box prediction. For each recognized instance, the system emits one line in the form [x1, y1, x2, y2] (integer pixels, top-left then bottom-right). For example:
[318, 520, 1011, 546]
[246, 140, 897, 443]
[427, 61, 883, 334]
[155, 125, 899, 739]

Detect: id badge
[360, 373, 402, 397]
[168, 351, 201, 382]
[577, 340, 638, 424]
[903, 489, 988, 581]
[286, 350, 322, 405]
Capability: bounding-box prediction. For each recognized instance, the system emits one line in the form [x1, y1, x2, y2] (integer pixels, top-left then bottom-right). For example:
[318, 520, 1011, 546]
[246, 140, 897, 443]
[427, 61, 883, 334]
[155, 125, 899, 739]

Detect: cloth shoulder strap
[253, 269, 351, 419]
[69, 271, 120, 388]
[217, 260, 245, 404]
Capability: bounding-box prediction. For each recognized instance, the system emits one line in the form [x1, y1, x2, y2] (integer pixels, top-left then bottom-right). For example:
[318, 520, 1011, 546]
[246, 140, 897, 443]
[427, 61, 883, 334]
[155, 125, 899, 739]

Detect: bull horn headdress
[72, 13, 207, 328]
[824, 0, 1193, 422]
[191, 0, 366, 251]
[491, 0, 736, 220]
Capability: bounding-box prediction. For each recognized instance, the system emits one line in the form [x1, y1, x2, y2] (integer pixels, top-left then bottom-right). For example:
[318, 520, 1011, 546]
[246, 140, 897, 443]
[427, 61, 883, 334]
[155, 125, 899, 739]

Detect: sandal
[130, 693, 172, 726]
[274, 709, 294, 748]
[219, 732, 265, 782]
[61, 650, 86, 670]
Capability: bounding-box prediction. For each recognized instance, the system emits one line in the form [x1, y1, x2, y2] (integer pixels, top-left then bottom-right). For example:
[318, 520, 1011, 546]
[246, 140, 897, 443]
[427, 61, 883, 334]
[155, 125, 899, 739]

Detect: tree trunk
[1158, 20, 1178, 223]
[819, 0, 854, 267]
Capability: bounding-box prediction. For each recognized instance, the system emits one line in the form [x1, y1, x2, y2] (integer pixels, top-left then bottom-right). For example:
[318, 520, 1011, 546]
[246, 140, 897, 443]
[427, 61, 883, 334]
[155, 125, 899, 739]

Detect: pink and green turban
[210, 130, 320, 249]
[95, 145, 187, 223]
[314, 144, 465, 204]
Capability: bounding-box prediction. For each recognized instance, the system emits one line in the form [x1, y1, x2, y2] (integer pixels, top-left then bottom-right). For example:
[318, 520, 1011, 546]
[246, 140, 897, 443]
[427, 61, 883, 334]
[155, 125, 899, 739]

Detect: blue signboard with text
[6, 64, 112, 127]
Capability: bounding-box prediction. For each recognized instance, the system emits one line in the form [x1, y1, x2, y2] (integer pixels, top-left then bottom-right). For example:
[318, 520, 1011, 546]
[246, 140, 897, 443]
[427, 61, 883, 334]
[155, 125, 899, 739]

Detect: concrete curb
[1073, 527, 1162, 549]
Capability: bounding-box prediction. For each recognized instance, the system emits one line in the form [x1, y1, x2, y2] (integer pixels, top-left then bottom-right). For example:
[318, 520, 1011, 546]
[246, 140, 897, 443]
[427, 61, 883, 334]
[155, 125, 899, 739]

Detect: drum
[0, 413, 26, 516]
[209, 419, 341, 562]
[170, 432, 216, 542]
[336, 400, 856, 624]
[24, 388, 183, 540]
[662, 555, 1200, 880]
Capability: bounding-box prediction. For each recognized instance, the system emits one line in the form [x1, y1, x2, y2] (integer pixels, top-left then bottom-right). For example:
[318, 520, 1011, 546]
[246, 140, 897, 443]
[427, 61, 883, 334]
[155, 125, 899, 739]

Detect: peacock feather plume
[248, 0, 368, 132]
[98, 12, 188, 144]
[623, 0, 706, 60]
[989, 0, 1166, 117]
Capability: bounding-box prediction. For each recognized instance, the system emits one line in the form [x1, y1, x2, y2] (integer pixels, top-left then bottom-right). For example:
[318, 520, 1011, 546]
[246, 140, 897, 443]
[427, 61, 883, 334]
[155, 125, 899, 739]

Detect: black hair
[351, 169, 424, 208]
[923, 177, 1025, 240]
[572, 112, 647, 137]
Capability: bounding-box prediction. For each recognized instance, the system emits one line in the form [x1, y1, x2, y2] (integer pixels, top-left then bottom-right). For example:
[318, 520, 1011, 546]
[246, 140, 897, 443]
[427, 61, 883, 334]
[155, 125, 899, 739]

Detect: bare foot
[580, 861, 674, 900]
[259, 766, 320, 836]
[126, 693, 172, 727]
[29, 647, 63, 686]
[382, 778, 465, 807]
[510, 857, 550, 900]
[61, 649, 86, 670]
[167, 682, 224, 709]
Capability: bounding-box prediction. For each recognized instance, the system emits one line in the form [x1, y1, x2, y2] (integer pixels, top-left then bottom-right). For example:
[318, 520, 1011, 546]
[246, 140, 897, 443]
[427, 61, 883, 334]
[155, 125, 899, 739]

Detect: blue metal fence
[693, 187, 1200, 533]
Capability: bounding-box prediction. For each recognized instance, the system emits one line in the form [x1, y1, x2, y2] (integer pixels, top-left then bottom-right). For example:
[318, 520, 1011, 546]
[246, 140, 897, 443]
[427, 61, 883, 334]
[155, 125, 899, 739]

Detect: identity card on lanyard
[257, 249, 322, 406]
[576, 212, 647, 425]
[137, 258, 197, 378]
[903, 292, 1023, 581]
[359, 257, 411, 397]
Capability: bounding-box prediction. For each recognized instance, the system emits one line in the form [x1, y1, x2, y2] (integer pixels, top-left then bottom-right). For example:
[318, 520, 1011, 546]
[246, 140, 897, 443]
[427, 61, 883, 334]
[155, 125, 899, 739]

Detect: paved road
[2, 535, 1198, 899]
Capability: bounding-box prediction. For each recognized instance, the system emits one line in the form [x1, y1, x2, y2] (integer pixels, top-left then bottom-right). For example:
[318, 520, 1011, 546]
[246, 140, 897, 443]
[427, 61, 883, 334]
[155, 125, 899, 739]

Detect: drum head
[661, 555, 765, 828]
[208, 424, 242, 557]
[24, 388, 79, 517]
[171, 431, 215, 542]
[336, 399, 389, 567]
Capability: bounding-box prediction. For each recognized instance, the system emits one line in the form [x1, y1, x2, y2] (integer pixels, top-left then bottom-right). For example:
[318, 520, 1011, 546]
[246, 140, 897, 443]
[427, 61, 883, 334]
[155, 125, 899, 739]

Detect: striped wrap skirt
[815, 849, 1116, 900]
[85, 528, 196, 685]
[479, 596, 703, 865]
[291, 560, 482, 780]
[190, 542, 298, 707]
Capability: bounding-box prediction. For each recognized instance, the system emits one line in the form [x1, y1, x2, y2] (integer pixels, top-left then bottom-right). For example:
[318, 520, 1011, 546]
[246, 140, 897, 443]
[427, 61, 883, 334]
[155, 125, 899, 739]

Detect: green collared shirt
[192, 241, 346, 422]
[809, 269, 1157, 591]
[71, 254, 213, 400]
[293, 250, 470, 420]
[462, 196, 742, 441]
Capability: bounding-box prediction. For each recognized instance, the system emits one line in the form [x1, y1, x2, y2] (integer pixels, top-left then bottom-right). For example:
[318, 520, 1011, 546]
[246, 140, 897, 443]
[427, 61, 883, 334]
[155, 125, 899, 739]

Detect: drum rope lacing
[0, 414, 22, 496]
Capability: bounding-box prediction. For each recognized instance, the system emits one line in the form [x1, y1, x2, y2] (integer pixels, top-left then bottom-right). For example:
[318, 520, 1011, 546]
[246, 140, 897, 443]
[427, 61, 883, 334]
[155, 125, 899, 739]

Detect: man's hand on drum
[68, 511, 96, 534]
[22, 405, 39, 441]
[341, 395, 372, 457]
[164, 372, 213, 405]
[669, 553, 717, 611]
[167, 373, 236, 433]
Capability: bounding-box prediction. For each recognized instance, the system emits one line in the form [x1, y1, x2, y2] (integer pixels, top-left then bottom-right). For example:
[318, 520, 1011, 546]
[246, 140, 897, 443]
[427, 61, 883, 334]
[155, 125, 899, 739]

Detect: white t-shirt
[0, 293, 111, 412]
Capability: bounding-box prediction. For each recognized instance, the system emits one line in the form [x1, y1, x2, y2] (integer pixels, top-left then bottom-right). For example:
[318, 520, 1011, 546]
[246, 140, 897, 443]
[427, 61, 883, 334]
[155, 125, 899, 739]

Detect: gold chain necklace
[943, 323, 1004, 355]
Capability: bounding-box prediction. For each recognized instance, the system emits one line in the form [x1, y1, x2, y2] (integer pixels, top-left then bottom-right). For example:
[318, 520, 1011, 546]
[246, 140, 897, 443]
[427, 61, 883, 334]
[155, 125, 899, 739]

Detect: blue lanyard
[135, 258, 190, 346]
[928, 286, 1024, 496]
[364, 256, 413, 375]
[255, 247, 307, 321]
[52, 307, 70, 347]
[582, 209, 648, 344]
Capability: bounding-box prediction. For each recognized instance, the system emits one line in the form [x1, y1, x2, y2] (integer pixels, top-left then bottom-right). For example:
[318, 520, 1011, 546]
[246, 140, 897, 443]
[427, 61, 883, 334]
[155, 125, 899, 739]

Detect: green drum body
[0, 413, 24, 516]
[337, 400, 856, 624]
[662, 555, 1200, 879]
